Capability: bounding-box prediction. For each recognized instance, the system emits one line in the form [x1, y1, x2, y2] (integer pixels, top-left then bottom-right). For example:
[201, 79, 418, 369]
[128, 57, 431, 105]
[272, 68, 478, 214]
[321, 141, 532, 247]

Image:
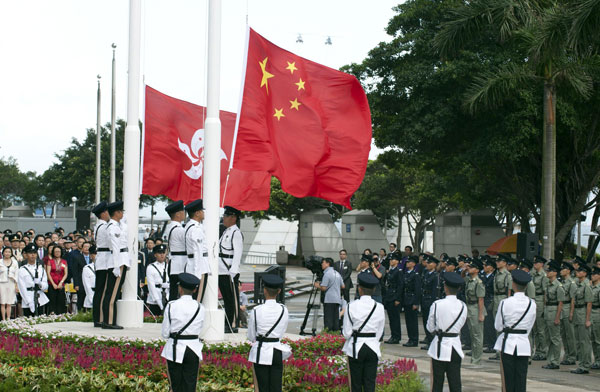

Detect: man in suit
[334, 249, 353, 302]
[34, 234, 46, 261]
[72, 241, 91, 311]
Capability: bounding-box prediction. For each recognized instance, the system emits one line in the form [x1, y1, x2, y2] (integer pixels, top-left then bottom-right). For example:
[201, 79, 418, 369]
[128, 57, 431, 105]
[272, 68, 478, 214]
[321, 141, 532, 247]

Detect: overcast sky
[0, 1, 398, 175]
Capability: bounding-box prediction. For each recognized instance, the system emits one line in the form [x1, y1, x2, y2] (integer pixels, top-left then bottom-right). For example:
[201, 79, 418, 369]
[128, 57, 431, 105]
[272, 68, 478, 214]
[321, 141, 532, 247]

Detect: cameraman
[356, 254, 386, 304]
[314, 257, 344, 332]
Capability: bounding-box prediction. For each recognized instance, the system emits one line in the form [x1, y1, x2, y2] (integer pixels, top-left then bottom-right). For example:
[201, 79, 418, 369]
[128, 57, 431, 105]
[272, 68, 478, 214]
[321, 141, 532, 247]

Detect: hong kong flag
[142, 86, 270, 210]
[233, 28, 372, 208]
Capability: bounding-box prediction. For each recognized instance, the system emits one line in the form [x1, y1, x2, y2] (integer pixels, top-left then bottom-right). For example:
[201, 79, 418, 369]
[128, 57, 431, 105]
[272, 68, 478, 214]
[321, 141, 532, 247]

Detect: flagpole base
[116, 299, 144, 328]
[201, 308, 225, 342]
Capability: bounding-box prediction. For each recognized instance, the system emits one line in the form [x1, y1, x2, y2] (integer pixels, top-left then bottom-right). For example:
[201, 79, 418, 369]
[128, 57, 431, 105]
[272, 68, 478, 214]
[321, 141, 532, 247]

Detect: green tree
[0, 156, 27, 209]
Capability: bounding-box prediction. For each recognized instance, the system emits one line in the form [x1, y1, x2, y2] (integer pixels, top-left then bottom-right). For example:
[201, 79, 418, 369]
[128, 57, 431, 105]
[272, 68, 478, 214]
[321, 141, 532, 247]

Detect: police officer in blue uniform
[402, 255, 421, 347]
[421, 254, 440, 349]
[384, 253, 403, 344]
[482, 256, 497, 353]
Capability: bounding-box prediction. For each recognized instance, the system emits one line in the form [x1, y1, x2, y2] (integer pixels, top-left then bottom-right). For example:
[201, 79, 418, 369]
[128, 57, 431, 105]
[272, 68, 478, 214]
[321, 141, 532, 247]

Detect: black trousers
[169, 274, 180, 302]
[148, 303, 163, 316]
[254, 348, 283, 392]
[342, 283, 351, 303]
[405, 305, 419, 343]
[167, 347, 200, 392]
[421, 302, 433, 343]
[501, 351, 529, 392]
[76, 288, 86, 311]
[219, 274, 239, 328]
[323, 303, 340, 332]
[93, 270, 108, 323]
[101, 267, 127, 326]
[47, 285, 66, 315]
[348, 345, 378, 392]
[483, 302, 495, 348]
[431, 348, 462, 392]
[384, 301, 402, 340]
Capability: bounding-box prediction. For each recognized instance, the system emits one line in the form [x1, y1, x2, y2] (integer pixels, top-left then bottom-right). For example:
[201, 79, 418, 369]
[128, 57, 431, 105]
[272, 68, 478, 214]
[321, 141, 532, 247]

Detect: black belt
[219, 253, 234, 259]
[119, 248, 128, 253]
[171, 251, 186, 256]
[26, 288, 34, 291]
[501, 328, 527, 353]
[495, 291, 508, 295]
[97, 248, 110, 252]
[535, 291, 543, 295]
[467, 300, 478, 305]
[575, 304, 586, 308]
[546, 302, 558, 306]
[423, 291, 432, 295]
[169, 334, 199, 360]
[593, 305, 600, 309]
[187, 253, 208, 258]
[435, 331, 459, 355]
[156, 284, 163, 288]
[256, 337, 279, 343]
[351, 332, 376, 357]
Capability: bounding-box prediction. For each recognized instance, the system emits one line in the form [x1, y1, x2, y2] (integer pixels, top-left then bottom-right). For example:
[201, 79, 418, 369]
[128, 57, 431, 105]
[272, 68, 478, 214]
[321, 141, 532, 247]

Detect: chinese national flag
[142, 86, 270, 210]
[233, 28, 372, 208]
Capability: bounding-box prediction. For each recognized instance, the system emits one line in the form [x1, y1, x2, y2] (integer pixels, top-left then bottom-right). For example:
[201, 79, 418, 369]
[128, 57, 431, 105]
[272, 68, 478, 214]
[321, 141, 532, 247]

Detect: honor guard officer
[559, 261, 578, 365]
[427, 272, 467, 392]
[161, 273, 205, 392]
[482, 257, 497, 353]
[383, 253, 403, 344]
[91, 201, 110, 327]
[247, 274, 291, 392]
[101, 201, 128, 330]
[590, 267, 600, 369]
[343, 273, 385, 392]
[494, 269, 536, 392]
[464, 258, 486, 365]
[146, 244, 170, 316]
[402, 255, 421, 347]
[164, 200, 187, 301]
[81, 245, 97, 312]
[421, 254, 440, 349]
[17, 244, 49, 316]
[531, 256, 549, 361]
[542, 259, 565, 370]
[219, 206, 244, 333]
[571, 262, 593, 374]
[184, 199, 210, 303]
[489, 253, 513, 360]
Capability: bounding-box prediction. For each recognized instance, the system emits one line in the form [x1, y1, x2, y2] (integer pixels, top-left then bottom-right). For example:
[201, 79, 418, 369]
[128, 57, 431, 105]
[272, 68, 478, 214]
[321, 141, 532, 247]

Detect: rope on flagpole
[221, 24, 250, 207]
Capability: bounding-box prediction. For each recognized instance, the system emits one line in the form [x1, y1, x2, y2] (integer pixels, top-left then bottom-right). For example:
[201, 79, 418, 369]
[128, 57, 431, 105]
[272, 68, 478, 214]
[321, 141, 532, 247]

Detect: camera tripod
[299, 273, 322, 336]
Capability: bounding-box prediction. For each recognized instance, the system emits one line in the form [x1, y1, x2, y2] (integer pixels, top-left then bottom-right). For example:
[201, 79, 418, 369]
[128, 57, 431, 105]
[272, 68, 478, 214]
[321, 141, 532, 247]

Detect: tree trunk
[506, 210, 514, 235]
[396, 207, 404, 247]
[588, 201, 600, 251]
[541, 73, 556, 259]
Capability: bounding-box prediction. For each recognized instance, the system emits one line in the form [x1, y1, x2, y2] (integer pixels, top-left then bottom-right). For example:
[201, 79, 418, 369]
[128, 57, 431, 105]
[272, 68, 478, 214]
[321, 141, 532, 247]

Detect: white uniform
[161, 295, 205, 363]
[17, 263, 49, 313]
[247, 299, 292, 365]
[184, 219, 210, 276]
[426, 295, 467, 361]
[82, 263, 96, 309]
[163, 221, 186, 275]
[108, 219, 129, 276]
[218, 224, 243, 277]
[94, 220, 111, 271]
[147, 261, 169, 310]
[494, 292, 536, 356]
[342, 295, 385, 359]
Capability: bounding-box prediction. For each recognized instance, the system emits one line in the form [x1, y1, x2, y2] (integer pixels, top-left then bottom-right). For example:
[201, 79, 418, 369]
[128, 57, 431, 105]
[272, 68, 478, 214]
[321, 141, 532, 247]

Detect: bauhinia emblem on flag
[232, 28, 372, 208]
[142, 86, 270, 210]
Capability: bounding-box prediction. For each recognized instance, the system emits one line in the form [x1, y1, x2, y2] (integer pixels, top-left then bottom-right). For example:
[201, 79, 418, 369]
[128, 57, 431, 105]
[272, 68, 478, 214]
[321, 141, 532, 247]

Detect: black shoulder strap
[94, 222, 105, 241]
[23, 265, 35, 281]
[150, 263, 167, 283]
[444, 303, 465, 333]
[184, 224, 196, 254]
[347, 303, 352, 324]
[356, 302, 378, 333]
[167, 225, 178, 246]
[264, 305, 286, 337]
[504, 298, 533, 329]
[175, 303, 201, 336]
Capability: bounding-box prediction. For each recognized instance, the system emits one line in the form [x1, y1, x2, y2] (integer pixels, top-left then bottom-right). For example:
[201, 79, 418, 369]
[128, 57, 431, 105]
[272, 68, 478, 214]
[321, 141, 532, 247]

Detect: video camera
[304, 255, 324, 280]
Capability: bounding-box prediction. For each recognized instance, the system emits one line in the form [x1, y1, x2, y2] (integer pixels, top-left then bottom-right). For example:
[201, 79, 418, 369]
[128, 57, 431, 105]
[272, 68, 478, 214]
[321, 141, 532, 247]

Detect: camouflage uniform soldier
[590, 267, 600, 369]
[465, 258, 486, 365]
[541, 260, 564, 369]
[570, 263, 593, 374]
[559, 262, 577, 365]
[531, 256, 549, 361]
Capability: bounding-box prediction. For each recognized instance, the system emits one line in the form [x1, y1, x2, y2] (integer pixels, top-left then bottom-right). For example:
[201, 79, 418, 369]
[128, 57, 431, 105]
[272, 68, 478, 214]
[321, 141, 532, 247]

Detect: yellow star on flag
[273, 108, 285, 121]
[289, 98, 301, 110]
[259, 57, 274, 94]
[295, 78, 306, 91]
[286, 61, 298, 74]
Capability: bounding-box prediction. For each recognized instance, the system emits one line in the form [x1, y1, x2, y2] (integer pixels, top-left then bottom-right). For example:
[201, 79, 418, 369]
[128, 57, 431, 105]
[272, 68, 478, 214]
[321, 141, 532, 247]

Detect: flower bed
[0, 315, 424, 391]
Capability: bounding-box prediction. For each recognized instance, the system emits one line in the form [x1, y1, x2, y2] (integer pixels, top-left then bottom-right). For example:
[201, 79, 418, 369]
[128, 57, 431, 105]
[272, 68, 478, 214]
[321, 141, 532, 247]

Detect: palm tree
[434, 0, 592, 259]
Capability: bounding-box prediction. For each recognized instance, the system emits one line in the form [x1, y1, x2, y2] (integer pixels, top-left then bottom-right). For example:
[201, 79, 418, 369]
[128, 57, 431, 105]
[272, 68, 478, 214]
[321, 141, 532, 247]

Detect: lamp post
[71, 196, 78, 220]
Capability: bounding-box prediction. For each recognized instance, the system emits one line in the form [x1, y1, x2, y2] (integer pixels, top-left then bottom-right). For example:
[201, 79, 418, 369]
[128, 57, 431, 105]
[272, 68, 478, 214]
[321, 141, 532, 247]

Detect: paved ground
[32, 264, 600, 391]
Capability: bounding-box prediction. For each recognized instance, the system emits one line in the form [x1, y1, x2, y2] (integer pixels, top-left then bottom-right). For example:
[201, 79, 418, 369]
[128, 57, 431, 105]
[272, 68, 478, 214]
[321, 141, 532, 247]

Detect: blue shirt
[321, 266, 343, 304]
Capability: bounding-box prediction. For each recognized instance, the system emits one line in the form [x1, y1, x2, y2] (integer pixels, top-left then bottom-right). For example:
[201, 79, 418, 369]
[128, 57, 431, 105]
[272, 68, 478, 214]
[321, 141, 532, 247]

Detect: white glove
[34, 278, 42, 285]
[112, 267, 121, 278]
[162, 283, 170, 289]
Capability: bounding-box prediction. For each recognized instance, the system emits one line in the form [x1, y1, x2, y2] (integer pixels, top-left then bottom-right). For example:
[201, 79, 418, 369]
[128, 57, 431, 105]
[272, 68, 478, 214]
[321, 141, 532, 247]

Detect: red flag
[233, 28, 372, 208]
[142, 86, 270, 210]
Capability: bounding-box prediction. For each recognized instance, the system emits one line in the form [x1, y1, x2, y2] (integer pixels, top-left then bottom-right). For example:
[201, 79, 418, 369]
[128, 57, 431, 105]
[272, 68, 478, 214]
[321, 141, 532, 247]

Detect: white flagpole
[202, 0, 225, 341]
[95, 75, 102, 205]
[110, 43, 117, 203]
[117, 0, 144, 328]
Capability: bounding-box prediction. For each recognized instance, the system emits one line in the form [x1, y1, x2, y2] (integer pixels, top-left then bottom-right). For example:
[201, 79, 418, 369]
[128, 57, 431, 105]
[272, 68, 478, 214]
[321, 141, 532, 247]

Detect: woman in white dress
[0, 248, 19, 320]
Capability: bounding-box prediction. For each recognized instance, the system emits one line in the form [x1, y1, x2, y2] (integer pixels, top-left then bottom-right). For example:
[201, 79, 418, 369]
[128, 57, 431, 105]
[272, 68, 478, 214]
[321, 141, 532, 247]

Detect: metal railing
[242, 251, 276, 265]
